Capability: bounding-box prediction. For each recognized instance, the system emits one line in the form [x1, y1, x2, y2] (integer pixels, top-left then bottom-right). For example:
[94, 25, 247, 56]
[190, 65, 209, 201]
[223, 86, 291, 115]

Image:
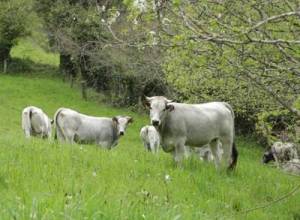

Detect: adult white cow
[140, 125, 160, 153]
[22, 106, 53, 139]
[54, 108, 133, 149]
[144, 96, 238, 170]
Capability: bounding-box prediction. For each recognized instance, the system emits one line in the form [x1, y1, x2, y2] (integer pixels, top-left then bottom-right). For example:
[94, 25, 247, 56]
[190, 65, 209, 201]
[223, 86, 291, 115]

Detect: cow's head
[144, 96, 174, 127]
[262, 147, 275, 164]
[112, 116, 133, 136]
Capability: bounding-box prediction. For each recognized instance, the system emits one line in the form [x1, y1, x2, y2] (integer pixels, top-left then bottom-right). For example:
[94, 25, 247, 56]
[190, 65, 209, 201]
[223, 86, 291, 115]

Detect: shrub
[256, 110, 299, 147]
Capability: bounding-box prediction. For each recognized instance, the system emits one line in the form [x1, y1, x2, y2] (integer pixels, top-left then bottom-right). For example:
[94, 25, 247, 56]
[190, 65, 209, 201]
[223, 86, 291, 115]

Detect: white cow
[140, 125, 160, 153]
[22, 106, 53, 139]
[144, 96, 238, 170]
[262, 141, 299, 165]
[54, 108, 133, 148]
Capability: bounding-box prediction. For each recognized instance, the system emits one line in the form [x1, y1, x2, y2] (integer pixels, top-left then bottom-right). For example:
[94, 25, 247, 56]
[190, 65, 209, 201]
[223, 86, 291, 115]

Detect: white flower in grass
[92, 171, 97, 177]
[165, 174, 171, 181]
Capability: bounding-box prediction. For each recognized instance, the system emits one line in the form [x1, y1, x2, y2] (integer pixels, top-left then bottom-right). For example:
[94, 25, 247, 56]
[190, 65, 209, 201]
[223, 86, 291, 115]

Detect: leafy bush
[256, 110, 299, 147]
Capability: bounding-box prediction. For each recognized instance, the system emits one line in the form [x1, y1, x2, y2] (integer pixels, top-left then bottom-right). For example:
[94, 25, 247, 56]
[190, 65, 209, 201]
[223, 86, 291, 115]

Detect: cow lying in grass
[192, 145, 224, 162]
[262, 142, 299, 165]
[54, 108, 133, 149]
[22, 106, 53, 139]
[140, 125, 160, 153]
[263, 141, 300, 175]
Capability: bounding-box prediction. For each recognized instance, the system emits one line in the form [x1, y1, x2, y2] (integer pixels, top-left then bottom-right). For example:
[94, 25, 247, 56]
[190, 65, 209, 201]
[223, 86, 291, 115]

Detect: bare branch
[247, 10, 300, 33]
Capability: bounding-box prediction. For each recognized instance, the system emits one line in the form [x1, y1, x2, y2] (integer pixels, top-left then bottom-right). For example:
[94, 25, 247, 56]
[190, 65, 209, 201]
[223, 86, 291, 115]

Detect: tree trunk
[81, 80, 87, 101]
[3, 59, 7, 73]
[70, 75, 74, 88]
[0, 45, 11, 72]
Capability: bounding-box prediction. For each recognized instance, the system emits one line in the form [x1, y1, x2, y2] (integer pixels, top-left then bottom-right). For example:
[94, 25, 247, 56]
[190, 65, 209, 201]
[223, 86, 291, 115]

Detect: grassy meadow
[0, 39, 299, 220]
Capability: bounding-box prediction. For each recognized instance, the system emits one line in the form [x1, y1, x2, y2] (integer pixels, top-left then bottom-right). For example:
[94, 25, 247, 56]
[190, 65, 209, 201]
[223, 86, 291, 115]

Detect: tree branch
[247, 10, 300, 33]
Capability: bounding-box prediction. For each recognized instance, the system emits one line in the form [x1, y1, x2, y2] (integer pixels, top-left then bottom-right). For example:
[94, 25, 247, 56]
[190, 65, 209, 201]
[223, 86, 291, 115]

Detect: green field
[0, 41, 299, 220]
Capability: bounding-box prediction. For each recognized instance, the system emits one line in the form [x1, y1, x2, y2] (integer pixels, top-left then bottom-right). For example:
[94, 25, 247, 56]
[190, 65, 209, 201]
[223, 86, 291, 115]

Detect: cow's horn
[144, 96, 153, 102]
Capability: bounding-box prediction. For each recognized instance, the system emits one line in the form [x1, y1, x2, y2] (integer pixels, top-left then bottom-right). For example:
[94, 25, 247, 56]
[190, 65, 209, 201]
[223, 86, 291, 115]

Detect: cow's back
[77, 116, 115, 143]
[160, 102, 234, 147]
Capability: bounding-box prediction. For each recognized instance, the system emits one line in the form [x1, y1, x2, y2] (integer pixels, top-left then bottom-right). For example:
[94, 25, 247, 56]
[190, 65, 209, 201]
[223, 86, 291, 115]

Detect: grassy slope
[0, 40, 299, 220]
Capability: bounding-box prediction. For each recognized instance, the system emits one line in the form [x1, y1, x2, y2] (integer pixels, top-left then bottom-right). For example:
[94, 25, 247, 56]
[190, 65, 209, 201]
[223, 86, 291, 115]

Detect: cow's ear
[50, 119, 54, 125]
[112, 117, 118, 124]
[143, 95, 151, 108]
[127, 117, 134, 124]
[166, 104, 174, 111]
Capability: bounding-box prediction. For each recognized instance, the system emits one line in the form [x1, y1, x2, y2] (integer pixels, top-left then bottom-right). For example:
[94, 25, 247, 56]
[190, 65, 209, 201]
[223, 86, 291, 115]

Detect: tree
[110, 0, 300, 118]
[34, 0, 169, 104]
[0, 0, 30, 65]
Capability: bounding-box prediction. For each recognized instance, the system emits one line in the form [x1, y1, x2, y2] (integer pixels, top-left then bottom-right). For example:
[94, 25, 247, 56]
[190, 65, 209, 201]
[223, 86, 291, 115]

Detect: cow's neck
[157, 115, 168, 141]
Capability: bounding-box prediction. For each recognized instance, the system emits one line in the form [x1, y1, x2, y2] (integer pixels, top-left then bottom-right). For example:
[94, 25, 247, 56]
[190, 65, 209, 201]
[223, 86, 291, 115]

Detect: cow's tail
[223, 102, 238, 170]
[22, 107, 32, 138]
[53, 108, 65, 140]
[228, 142, 238, 170]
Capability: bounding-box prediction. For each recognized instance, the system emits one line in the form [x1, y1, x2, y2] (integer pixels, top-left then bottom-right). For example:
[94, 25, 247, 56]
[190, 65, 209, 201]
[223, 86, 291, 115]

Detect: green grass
[0, 74, 299, 220]
[10, 37, 59, 67]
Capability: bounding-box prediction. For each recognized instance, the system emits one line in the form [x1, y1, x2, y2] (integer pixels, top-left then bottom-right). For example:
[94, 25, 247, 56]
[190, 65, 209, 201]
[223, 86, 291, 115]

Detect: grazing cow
[140, 125, 160, 153]
[144, 96, 238, 170]
[262, 142, 299, 165]
[22, 106, 53, 139]
[54, 108, 133, 148]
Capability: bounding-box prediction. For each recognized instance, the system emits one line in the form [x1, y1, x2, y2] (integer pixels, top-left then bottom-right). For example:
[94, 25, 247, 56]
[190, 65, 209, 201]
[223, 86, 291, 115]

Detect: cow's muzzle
[152, 120, 160, 126]
[119, 131, 124, 136]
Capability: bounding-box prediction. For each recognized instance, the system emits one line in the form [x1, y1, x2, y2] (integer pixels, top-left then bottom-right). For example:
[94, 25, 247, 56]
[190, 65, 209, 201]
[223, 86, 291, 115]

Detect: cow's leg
[98, 141, 112, 149]
[210, 139, 221, 170]
[220, 137, 233, 170]
[150, 142, 156, 154]
[56, 127, 65, 142]
[173, 139, 186, 166]
[154, 141, 159, 154]
[63, 129, 75, 144]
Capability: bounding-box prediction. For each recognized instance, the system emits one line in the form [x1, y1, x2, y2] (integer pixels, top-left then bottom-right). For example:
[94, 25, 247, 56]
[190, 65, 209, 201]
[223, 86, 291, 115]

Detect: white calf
[140, 125, 160, 153]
